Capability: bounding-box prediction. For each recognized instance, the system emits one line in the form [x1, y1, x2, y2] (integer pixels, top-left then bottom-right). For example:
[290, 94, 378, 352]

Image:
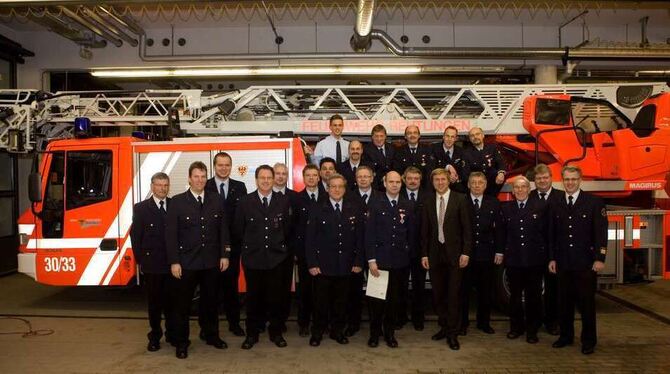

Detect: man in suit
[499, 176, 549, 344]
[528, 163, 563, 336]
[366, 171, 415, 348]
[293, 164, 327, 337]
[235, 165, 293, 349]
[166, 161, 230, 359]
[131, 172, 173, 352]
[311, 114, 350, 165]
[397, 166, 428, 331]
[305, 174, 365, 346]
[363, 124, 395, 191]
[421, 168, 472, 350]
[432, 126, 467, 193]
[463, 127, 507, 196]
[460, 172, 504, 336]
[336, 140, 366, 190]
[318, 157, 337, 195]
[549, 165, 608, 355]
[392, 125, 435, 188]
[204, 152, 247, 337]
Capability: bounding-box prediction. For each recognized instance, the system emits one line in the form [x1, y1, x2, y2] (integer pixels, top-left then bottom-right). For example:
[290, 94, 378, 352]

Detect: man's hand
[303, 144, 313, 156]
[352, 266, 362, 274]
[446, 165, 459, 183]
[592, 260, 605, 272]
[369, 261, 380, 277]
[219, 258, 229, 272]
[495, 172, 505, 185]
[171, 263, 182, 279]
[421, 256, 430, 270]
[548, 260, 557, 274]
[309, 267, 321, 276]
[494, 254, 504, 265]
[459, 254, 469, 268]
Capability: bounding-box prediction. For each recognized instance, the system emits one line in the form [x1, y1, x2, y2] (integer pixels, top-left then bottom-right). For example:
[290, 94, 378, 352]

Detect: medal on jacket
[399, 209, 406, 224]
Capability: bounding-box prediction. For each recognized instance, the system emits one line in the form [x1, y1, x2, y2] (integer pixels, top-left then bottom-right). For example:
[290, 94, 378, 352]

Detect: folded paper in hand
[365, 269, 389, 300]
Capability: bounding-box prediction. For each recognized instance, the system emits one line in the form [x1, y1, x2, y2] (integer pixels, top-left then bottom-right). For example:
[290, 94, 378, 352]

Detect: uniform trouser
[460, 260, 494, 328]
[220, 251, 241, 327]
[429, 261, 463, 336]
[245, 257, 292, 338]
[170, 267, 220, 347]
[369, 267, 407, 338]
[296, 258, 314, 328]
[398, 257, 427, 323]
[543, 269, 559, 328]
[346, 269, 366, 328]
[144, 272, 173, 341]
[312, 274, 349, 337]
[557, 269, 598, 347]
[507, 266, 543, 335]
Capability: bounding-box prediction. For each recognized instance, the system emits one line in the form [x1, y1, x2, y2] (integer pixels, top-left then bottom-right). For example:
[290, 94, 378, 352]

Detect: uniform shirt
[536, 187, 553, 201]
[273, 186, 287, 195]
[190, 189, 204, 201]
[406, 188, 419, 202]
[517, 198, 528, 208]
[566, 189, 580, 205]
[258, 191, 272, 205]
[358, 188, 373, 205]
[214, 176, 230, 197]
[305, 187, 320, 202]
[313, 135, 350, 165]
[330, 197, 343, 211]
[153, 195, 167, 212]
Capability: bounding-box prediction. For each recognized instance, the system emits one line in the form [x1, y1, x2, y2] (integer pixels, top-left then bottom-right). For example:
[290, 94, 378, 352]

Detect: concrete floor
[1, 274, 670, 373]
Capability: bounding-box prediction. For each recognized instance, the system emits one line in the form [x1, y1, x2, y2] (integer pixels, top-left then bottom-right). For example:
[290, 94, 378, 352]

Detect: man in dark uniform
[305, 174, 365, 346]
[528, 163, 563, 336]
[365, 171, 415, 348]
[421, 168, 472, 351]
[318, 157, 337, 195]
[362, 124, 395, 191]
[460, 172, 504, 336]
[131, 172, 172, 352]
[166, 162, 230, 359]
[397, 166, 428, 331]
[235, 165, 292, 349]
[432, 125, 467, 193]
[499, 176, 548, 345]
[463, 127, 507, 196]
[336, 140, 367, 190]
[293, 164, 327, 337]
[549, 165, 607, 355]
[392, 125, 435, 188]
[204, 152, 247, 337]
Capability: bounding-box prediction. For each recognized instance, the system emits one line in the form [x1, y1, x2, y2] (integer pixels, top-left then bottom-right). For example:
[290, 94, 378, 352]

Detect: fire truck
[3, 83, 669, 298]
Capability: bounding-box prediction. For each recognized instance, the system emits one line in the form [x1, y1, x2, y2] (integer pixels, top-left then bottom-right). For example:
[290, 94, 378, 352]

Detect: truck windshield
[65, 151, 112, 210]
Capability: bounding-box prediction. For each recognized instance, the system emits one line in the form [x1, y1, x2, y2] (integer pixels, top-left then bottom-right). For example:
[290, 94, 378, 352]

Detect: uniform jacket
[131, 197, 171, 274]
[392, 143, 435, 187]
[205, 177, 247, 248]
[292, 188, 328, 260]
[499, 198, 548, 268]
[431, 143, 468, 193]
[365, 194, 415, 269]
[362, 142, 395, 191]
[469, 194, 505, 262]
[336, 159, 371, 191]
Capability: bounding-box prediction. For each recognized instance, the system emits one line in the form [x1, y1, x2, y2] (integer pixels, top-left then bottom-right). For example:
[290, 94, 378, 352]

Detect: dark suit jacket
[131, 197, 170, 274]
[432, 143, 467, 193]
[336, 160, 370, 191]
[469, 194, 505, 262]
[365, 194, 415, 269]
[346, 188, 380, 208]
[420, 190, 473, 266]
[235, 191, 292, 270]
[205, 177, 247, 248]
[391, 143, 435, 187]
[292, 188, 328, 260]
[499, 198, 549, 268]
[305, 197, 365, 276]
[400, 186, 426, 257]
[166, 190, 230, 270]
[362, 142, 395, 191]
[529, 188, 563, 208]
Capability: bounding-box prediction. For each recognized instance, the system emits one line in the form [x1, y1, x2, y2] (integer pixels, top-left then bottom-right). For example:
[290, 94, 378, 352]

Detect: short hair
[468, 171, 487, 181]
[319, 157, 337, 169]
[302, 164, 319, 176]
[151, 172, 169, 183]
[513, 175, 531, 187]
[533, 163, 552, 177]
[561, 165, 582, 178]
[444, 125, 459, 134]
[430, 168, 450, 181]
[273, 162, 288, 172]
[188, 161, 207, 177]
[403, 166, 422, 177]
[213, 151, 231, 164]
[328, 173, 347, 187]
[355, 165, 374, 176]
[371, 124, 387, 136]
[404, 125, 420, 136]
[255, 164, 274, 178]
[329, 114, 344, 124]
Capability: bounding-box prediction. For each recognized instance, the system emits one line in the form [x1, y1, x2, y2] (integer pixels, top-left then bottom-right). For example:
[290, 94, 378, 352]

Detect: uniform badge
[601, 208, 607, 217]
[399, 208, 406, 224]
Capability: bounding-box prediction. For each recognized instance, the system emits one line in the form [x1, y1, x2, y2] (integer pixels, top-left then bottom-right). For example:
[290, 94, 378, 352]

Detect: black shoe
[367, 336, 379, 348]
[299, 325, 310, 337]
[507, 331, 523, 339]
[344, 326, 359, 337]
[384, 336, 398, 348]
[309, 335, 321, 346]
[552, 337, 574, 348]
[241, 336, 258, 350]
[546, 325, 560, 336]
[412, 320, 424, 331]
[175, 346, 188, 359]
[477, 325, 495, 334]
[205, 337, 228, 349]
[581, 345, 595, 355]
[229, 324, 245, 337]
[431, 329, 447, 341]
[147, 339, 160, 352]
[446, 336, 460, 350]
[330, 333, 349, 345]
[526, 334, 539, 344]
[458, 327, 468, 336]
[270, 335, 287, 348]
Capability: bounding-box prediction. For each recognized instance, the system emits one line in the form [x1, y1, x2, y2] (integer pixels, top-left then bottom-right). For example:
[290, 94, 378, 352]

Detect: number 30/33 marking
[44, 257, 76, 272]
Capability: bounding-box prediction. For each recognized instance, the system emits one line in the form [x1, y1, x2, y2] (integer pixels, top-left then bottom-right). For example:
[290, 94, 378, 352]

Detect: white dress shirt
[152, 195, 167, 212]
[313, 135, 350, 165]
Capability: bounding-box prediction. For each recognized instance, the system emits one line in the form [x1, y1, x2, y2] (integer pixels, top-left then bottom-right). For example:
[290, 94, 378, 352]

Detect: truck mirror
[29, 172, 42, 203]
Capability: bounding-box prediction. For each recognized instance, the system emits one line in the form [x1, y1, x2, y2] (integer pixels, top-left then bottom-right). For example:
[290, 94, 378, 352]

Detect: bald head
[384, 171, 402, 196]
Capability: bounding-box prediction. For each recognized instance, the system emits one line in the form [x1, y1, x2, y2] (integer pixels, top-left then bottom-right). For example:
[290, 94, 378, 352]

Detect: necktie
[352, 165, 357, 174]
[262, 196, 268, 208]
[335, 202, 341, 217]
[391, 200, 397, 208]
[540, 192, 547, 201]
[568, 195, 574, 208]
[438, 196, 446, 244]
[411, 148, 416, 155]
[159, 200, 166, 214]
[310, 193, 316, 203]
[474, 198, 480, 210]
[336, 140, 342, 164]
[519, 202, 525, 209]
[361, 193, 368, 204]
[219, 182, 226, 200]
[197, 195, 203, 207]
[379, 146, 385, 158]
[410, 192, 416, 202]
[447, 150, 452, 159]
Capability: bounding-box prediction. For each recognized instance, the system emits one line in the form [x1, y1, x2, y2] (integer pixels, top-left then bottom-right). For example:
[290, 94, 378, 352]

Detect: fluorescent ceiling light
[91, 66, 422, 78]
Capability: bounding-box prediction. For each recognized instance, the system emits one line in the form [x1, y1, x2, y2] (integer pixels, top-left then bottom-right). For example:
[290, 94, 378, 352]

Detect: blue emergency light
[74, 117, 92, 138]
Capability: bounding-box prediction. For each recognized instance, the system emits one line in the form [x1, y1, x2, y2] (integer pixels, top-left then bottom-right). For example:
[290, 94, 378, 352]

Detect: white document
[365, 270, 389, 300]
